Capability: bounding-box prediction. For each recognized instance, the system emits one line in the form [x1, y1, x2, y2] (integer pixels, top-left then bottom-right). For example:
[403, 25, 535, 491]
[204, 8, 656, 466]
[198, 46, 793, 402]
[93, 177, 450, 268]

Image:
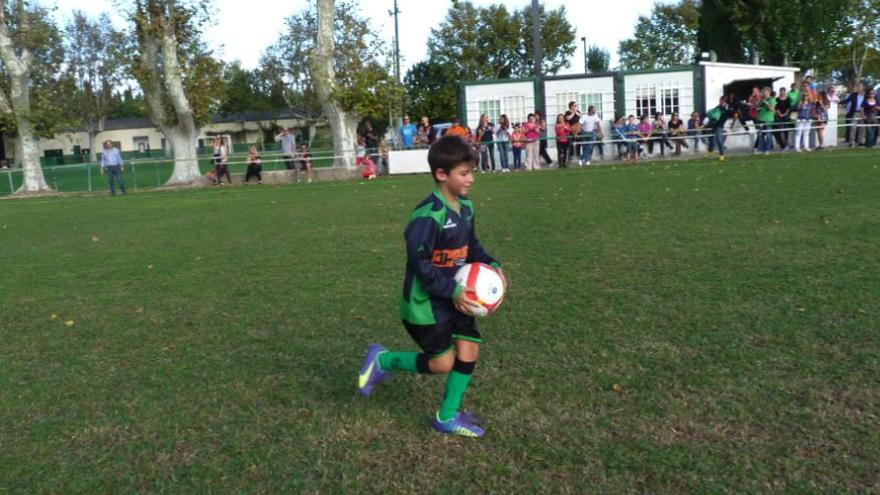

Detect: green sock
[438, 360, 475, 421]
[378, 351, 420, 372]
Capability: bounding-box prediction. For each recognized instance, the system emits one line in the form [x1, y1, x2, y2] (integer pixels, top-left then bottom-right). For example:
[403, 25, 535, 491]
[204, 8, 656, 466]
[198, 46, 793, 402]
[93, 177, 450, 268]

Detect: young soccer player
[357, 136, 505, 438]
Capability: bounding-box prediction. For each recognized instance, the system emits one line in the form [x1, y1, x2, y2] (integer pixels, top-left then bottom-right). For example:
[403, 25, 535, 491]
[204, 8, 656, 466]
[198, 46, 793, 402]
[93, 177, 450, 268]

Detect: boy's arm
[405, 217, 461, 300]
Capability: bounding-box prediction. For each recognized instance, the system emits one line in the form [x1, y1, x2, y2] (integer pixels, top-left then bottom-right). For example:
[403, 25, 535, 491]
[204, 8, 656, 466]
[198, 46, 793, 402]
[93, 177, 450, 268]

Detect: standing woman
[475, 113, 496, 172]
[523, 113, 541, 171]
[534, 111, 553, 166]
[212, 136, 231, 186]
[813, 91, 830, 150]
[495, 114, 511, 172]
[861, 88, 879, 148]
[554, 114, 571, 167]
[793, 92, 814, 152]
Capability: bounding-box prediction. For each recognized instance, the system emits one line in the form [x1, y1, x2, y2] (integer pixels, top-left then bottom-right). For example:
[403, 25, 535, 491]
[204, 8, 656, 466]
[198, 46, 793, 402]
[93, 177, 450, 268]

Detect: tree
[837, 0, 880, 86]
[408, 1, 575, 121]
[404, 60, 459, 123]
[62, 11, 126, 163]
[218, 61, 286, 114]
[586, 45, 610, 73]
[0, 0, 63, 194]
[617, 0, 700, 70]
[131, 0, 224, 185]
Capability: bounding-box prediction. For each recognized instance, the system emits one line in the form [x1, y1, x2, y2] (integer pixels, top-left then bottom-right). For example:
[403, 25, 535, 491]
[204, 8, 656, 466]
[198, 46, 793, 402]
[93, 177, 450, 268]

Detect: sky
[50, 0, 657, 76]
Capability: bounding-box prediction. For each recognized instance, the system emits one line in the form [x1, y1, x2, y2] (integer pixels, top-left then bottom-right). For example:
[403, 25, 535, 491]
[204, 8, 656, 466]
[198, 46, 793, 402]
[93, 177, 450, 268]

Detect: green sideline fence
[1, 145, 336, 197]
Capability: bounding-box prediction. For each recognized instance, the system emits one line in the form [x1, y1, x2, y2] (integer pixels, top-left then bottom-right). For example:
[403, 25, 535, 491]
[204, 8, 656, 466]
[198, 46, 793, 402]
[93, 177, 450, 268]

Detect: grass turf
[0, 150, 878, 493]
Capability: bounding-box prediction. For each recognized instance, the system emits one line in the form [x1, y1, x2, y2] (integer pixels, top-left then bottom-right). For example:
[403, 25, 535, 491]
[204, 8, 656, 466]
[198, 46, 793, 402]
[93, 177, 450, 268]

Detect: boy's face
[437, 163, 475, 197]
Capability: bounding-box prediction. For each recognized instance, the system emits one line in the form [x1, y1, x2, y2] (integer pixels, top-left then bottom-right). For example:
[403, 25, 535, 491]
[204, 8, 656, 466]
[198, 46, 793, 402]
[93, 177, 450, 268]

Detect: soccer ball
[454, 262, 505, 317]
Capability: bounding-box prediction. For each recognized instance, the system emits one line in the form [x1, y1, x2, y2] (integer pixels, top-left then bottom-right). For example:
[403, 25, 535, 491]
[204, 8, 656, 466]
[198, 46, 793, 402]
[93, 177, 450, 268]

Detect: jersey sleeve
[405, 217, 460, 299]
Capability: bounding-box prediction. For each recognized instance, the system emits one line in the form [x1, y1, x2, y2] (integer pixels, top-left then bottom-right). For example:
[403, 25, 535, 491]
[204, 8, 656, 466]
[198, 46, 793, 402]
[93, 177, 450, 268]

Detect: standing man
[563, 101, 582, 163]
[276, 127, 296, 170]
[399, 115, 417, 149]
[101, 140, 126, 196]
[841, 82, 865, 147]
[579, 105, 603, 166]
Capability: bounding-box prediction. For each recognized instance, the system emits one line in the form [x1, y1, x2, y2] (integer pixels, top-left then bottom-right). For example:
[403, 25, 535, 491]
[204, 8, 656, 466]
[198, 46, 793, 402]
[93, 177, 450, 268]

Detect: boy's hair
[428, 136, 477, 180]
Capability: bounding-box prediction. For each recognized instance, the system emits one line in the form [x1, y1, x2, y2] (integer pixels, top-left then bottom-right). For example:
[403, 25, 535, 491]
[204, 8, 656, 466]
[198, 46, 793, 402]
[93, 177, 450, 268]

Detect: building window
[478, 99, 501, 124]
[636, 86, 657, 118]
[660, 87, 680, 115]
[635, 85, 682, 117]
[556, 91, 608, 120]
[501, 95, 527, 125]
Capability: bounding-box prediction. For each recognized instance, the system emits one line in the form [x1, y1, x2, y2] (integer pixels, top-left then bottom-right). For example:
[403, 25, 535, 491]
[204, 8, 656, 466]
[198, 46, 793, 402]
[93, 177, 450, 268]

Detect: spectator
[100, 140, 126, 196]
[554, 114, 571, 167]
[523, 113, 541, 170]
[244, 145, 262, 184]
[637, 115, 652, 157]
[623, 115, 641, 163]
[794, 92, 814, 152]
[414, 120, 430, 148]
[686, 111, 705, 152]
[399, 115, 416, 149]
[212, 136, 231, 186]
[421, 116, 437, 144]
[360, 119, 380, 165]
[774, 87, 792, 150]
[564, 101, 582, 161]
[667, 112, 688, 155]
[579, 105, 602, 166]
[841, 83, 865, 146]
[706, 96, 732, 161]
[356, 136, 377, 179]
[275, 127, 296, 171]
[757, 87, 777, 154]
[510, 122, 525, 171]
[297, 144, 314, 183]
[378, 138, 390, 175]
[861, 88, 879, 148]
[444, 117, 470, 139]
[496, 114, 511, 172]
[475, 113, 496, 172]
[534, 110, 553, 166]
[813, 91, 830, 151]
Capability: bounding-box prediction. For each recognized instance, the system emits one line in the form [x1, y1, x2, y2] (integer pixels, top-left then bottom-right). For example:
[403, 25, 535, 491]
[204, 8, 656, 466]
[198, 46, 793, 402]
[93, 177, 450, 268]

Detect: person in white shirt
[578, 106, 603, 166]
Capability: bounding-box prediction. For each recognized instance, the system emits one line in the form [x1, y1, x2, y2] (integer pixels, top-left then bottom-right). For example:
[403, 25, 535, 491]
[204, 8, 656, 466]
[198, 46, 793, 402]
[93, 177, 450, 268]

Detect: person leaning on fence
[841, 83, 865, 146]
[862, 88, 879, 149]
[275, 127, 296, 171]
[100, 140, 126, 196]
[523, 113, 542, 171]
[212, 136, 231, 186]
[244, 146, 262, 184]
[706, 96, 732, 162]
[774, 87, 792, 150]
[687, 111, 705, 152]
[534, 111, 553, 166]
[297, 144, 314, 183]
[622, 115, 641, 163]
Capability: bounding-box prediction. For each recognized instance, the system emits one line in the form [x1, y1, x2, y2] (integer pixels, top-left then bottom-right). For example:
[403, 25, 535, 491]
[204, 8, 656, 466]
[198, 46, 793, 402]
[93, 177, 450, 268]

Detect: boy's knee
[428, 352, 455, 374]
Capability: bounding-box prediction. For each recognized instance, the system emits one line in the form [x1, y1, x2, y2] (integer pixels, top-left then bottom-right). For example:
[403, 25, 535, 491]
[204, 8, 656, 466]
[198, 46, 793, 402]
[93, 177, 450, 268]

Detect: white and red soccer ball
[454, 262, 506, 317]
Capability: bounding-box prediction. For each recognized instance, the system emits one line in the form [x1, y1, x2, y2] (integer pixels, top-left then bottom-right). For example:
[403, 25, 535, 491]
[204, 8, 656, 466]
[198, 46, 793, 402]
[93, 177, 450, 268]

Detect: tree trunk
[164, 125, 202, 185]
[312, 0, 358, 169]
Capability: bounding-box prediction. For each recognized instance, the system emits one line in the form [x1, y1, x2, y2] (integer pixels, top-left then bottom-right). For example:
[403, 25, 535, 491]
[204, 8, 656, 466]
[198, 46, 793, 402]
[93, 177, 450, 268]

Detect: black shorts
[403, 311, 481, 356]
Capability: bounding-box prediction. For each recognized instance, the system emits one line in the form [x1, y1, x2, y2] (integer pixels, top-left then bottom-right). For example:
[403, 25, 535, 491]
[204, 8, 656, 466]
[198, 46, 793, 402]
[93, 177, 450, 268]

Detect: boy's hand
[454, 286, 483, 316]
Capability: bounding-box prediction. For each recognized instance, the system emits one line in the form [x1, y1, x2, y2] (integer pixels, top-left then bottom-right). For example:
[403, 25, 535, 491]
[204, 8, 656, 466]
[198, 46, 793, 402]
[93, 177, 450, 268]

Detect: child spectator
[623, 115, 641, 163]
[297, 144, 313, 183]
[510, 123, 525, 171]
[244, 145, 262, 184]
[637, 115, 652, 156]
[554, 113, 571, 167]
[356, 137, 377, 179]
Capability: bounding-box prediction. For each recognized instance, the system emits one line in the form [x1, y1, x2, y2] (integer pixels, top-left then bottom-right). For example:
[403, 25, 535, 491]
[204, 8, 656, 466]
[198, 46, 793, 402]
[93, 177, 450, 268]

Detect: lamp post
[581, 36, 587, 73]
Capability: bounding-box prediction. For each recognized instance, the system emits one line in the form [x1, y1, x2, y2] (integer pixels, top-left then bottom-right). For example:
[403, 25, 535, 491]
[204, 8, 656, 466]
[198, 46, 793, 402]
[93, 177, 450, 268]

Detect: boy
[357, 136, 505, 438]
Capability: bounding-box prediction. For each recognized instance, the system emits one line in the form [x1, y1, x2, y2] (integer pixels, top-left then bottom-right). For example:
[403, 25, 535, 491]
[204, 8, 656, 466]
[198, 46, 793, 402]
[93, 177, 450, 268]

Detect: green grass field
[1, 150, 878, 493]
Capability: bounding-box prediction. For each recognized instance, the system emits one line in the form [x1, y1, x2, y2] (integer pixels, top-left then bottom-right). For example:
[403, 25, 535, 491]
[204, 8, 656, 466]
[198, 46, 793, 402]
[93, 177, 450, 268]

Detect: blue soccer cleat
[357, 343, 388, 397]
[432, 412, 486, 438]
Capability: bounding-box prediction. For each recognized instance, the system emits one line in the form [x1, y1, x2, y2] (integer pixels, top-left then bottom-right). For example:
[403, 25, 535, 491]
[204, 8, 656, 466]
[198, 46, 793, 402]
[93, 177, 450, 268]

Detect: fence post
[131, 162, 137, 191]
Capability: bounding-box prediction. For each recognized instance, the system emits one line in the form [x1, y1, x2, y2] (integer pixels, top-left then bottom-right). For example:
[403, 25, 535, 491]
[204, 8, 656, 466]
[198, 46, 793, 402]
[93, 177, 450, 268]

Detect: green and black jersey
[399, 190, 499, 325]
